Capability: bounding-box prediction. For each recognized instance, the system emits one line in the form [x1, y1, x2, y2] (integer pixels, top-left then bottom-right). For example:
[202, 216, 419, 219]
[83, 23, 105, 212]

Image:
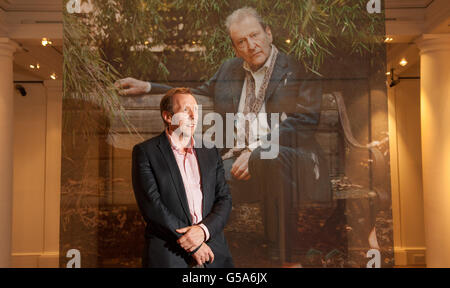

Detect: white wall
[12, 83, 46, 267]
[389, 69, 427, 266]
[11, 81, 61, 268]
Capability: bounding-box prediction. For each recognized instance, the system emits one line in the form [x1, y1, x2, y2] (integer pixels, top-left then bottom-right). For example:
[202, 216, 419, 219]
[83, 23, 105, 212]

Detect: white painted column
[0, 38, 17, 268]
[416, 34, 450, 267]
[41, 80, 63, 267]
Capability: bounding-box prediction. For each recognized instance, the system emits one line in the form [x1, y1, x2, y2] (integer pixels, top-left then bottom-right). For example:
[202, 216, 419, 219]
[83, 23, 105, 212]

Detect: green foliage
[63, 8, 137, 137]
[64, 0, 384, 126]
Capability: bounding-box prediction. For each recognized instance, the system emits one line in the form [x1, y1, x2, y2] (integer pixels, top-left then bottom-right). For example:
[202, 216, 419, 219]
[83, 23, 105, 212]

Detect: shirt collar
[165, 128, 195, 154]
[243, 44, 276, 74]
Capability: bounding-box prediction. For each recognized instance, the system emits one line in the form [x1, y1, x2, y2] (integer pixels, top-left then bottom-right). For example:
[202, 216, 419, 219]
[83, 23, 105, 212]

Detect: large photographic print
[61, 0, 393, 268]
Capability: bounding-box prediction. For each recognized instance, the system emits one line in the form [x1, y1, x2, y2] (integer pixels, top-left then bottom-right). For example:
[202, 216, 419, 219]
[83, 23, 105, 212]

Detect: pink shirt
[165, 130, 210, 241]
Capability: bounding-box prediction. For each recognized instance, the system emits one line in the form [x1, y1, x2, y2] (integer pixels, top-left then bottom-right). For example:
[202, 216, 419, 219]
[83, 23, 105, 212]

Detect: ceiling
[0, 1, 62, 80]
[13, 39, 62, 82]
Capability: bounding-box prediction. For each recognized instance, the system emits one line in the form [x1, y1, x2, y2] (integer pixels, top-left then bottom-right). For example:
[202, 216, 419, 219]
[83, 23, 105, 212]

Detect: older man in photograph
[122, 7, 331, 261]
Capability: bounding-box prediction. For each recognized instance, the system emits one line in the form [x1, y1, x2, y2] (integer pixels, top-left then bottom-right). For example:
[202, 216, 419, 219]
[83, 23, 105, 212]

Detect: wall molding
[11, 252, 59, 268]
[394, 247, 426, 266]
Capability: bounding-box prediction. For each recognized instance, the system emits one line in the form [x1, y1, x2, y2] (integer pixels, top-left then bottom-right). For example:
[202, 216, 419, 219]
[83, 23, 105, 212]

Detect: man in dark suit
[132, 87, 233, 267]
[122, 7, 331, 261]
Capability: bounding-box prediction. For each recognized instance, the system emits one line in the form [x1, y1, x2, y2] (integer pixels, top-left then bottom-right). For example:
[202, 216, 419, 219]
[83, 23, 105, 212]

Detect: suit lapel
[157, 132, 192, 225]
[230, 60, 245, 113]
[265, 53, 290, 104]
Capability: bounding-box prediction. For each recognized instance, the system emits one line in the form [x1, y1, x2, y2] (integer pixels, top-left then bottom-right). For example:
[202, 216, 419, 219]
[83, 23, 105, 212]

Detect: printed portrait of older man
[118, 7, 332, 262]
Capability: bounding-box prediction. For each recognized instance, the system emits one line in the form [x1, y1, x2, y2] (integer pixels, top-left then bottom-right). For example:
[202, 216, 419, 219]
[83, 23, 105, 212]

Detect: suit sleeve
[200, 148, 232, 239]
[148, 62, 226, 97]
[132, 144, 188, 240]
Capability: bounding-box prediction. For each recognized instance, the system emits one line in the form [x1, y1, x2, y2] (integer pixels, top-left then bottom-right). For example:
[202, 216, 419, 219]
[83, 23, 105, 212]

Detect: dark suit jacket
[132, 132, 234, 267]
[151, 51, 331, 203]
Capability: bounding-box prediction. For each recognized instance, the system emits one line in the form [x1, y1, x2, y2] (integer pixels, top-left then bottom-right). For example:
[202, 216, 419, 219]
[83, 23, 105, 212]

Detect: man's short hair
[160, 87, 192, 126]
[225, 7, 267, 34]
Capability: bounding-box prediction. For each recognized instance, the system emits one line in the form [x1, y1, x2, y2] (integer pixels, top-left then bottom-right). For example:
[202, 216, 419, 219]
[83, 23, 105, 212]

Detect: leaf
[325, 249, 343, 260]
[306, 248, 323, 258]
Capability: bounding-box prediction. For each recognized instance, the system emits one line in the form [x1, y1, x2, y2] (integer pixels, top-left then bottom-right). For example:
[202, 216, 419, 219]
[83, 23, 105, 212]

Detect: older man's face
[229, 16, 273, 71]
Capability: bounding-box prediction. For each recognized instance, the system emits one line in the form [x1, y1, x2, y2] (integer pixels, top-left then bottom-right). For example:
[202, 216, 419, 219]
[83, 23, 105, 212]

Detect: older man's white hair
[225, 7, 267, 34]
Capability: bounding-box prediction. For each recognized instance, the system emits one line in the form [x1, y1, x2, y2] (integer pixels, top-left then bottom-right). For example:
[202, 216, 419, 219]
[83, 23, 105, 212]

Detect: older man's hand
[192, 243, 215, 266]
[176, 225, 206, 252]
[231, 150, 251, 180]
[114, 77, 150, 96]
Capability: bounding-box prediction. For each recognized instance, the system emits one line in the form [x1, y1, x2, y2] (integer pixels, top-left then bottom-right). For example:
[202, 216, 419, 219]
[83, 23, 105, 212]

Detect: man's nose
[187, 109, 195, 119]
[247, 37, 256, 50]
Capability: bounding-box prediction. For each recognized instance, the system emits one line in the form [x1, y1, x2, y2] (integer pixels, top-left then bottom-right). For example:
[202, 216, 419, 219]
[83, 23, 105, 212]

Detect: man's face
[229, 16, 273, 71]
[166, 93, 198, 137]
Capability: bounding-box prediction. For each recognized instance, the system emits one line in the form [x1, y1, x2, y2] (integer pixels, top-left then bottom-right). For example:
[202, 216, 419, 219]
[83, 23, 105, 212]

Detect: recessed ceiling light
[42, 37, 52, 47]
[50, 73, 57, 80]
[30, 64, 40, 70]
[399, 58, 408, 67]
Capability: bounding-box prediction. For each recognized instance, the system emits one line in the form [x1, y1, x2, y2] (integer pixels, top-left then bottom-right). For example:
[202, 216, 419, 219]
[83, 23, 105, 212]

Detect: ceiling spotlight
[50, 73, 57, 80]
[399, 58, 408, 66]
[285, 39, 291, 44]
[384, 37, 393, 43]
[30, 64, 35, 69]
[36, 63, 40, 69]
[42, 37, 52, 47]
[386, 71, 391, 75]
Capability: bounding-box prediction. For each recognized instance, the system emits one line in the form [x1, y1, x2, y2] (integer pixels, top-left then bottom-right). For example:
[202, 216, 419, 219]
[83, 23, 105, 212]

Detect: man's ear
[162, 111, 172, 126]
[231, 43, 241, 58]
[265, 26, 273, 43]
